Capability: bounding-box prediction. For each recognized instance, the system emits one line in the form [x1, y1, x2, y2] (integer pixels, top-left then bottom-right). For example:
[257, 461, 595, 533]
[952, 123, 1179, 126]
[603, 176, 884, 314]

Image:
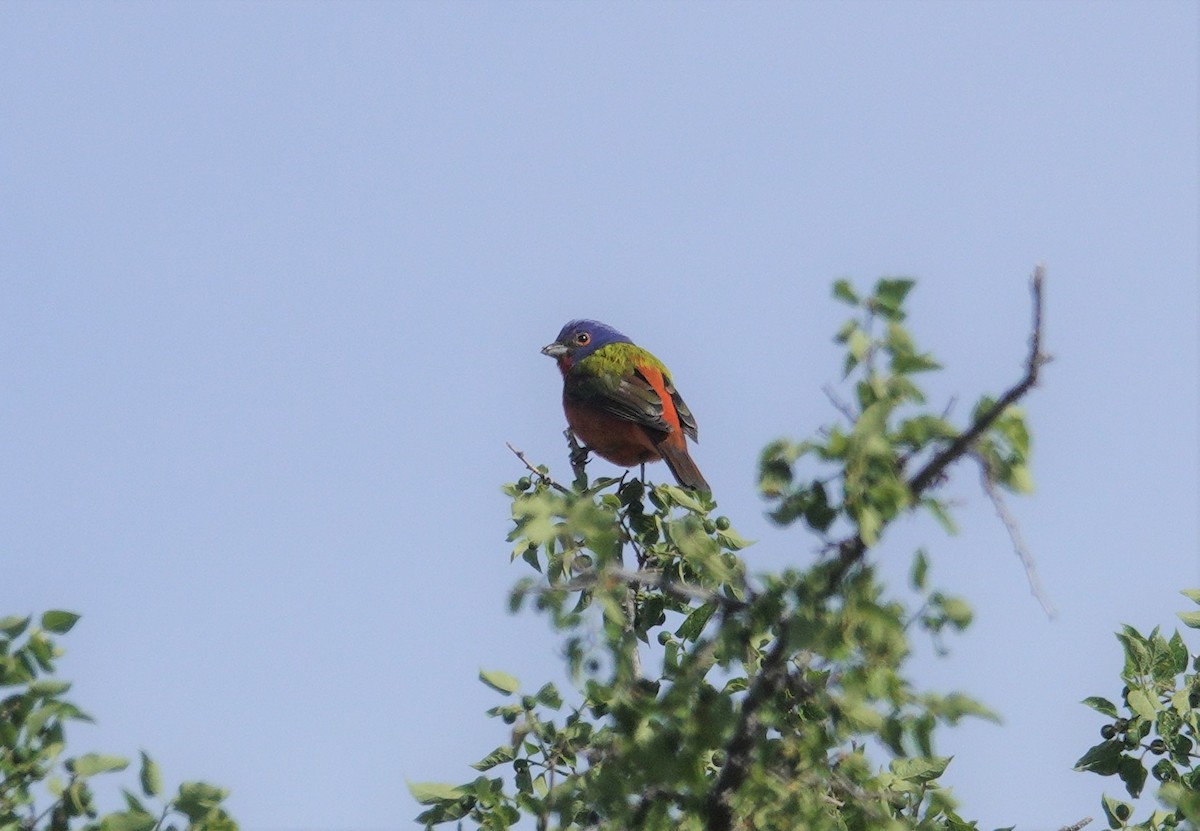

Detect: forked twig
[506, 442, 571, 494]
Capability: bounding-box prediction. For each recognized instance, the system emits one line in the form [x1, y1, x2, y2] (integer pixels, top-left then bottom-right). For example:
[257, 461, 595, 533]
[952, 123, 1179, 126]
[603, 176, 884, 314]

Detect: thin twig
[506, 442, 571, 494]
[1058, 818, 1092, 831]
[977, 455, 1056, 618]
[822, 383, 857, 422]
[907, 265, 1050, 496]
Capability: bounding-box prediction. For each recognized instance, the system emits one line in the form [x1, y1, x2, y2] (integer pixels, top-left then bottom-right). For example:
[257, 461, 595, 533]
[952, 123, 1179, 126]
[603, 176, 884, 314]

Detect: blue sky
[2, 2, 1197, 828]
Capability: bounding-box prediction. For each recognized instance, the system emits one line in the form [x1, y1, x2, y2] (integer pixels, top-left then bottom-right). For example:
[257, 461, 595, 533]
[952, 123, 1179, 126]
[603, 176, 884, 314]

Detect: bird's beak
[541, 342, 568, 358]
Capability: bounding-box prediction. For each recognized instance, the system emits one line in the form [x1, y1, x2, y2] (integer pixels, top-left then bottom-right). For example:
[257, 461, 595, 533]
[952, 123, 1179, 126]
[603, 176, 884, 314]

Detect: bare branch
[908, 265, 1049, 496]
[977, 454, 1056, 618]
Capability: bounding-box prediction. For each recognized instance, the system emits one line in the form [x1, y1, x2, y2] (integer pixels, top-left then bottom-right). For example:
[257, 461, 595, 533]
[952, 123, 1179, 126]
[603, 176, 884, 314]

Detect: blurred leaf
[409, 781, 466, 804]
[174, 781, 230, 820]
[41, 610, 81, 634]
[1177, 610, 1200, 629]
[139, 751, 161, 797]
[479, 669, 520, 696]
[676, 603, 717, 642]
[889, 755, 950, 783]
[69, 753, 129, 777]
[909, 550, 929, 592]
[832, 279, 859, 306]
[98, 812, 157, 831]
[0, 615, 31, 637]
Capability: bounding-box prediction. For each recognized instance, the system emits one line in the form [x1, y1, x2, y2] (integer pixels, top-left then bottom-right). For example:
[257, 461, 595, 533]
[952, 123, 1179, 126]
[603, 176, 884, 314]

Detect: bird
[541, 319, 710, 492]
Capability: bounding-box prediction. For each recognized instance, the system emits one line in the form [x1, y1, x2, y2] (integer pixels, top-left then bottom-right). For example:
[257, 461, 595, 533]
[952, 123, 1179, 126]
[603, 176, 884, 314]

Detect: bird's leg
[565, 428, 590, 489]
[639, 462, 647, 485]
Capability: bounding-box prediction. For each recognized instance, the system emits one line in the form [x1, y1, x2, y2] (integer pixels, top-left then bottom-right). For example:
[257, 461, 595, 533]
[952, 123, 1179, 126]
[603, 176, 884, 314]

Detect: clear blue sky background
[2, 2, 1197, 829]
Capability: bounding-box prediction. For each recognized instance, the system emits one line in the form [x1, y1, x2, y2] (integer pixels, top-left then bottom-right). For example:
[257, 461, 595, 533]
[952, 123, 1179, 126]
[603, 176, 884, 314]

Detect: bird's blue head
[541, 319, 633, 368]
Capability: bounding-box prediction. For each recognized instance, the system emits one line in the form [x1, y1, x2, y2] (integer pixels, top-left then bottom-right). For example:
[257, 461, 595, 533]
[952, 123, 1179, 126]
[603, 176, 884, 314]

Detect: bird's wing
[575, 363, 701, 443]
[601, 368, 674, 435]
[663, 374, 699, 442]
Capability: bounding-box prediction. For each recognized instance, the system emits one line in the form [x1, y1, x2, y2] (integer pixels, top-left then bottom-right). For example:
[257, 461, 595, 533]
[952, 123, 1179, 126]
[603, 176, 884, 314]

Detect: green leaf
[40, 610, 81, 634]
[479, 668, 520, 696]
[857, 505, 881, 547]
[847, 328, 871, 363]
[832, 279, 860, 306]
[408, 781, 466, 804]
[470, 745, 516, 772]
[1117, 753, 1148, 798]
[676, 603, 717, 642]
[1126, 688, 1159, 721]
[939, 596, 973, 630]
[909, 550, 929, 592]
[872, 278, 916, 319]
[139, 751, 161, 797]
[1074, 740, 1123, 775]
[889, 755, 951, 783]
[1180, 588, 1200, 605]
[1177, 610, 1200, 629]
[534, 682, 562, 709]
[1082, 696, 1119, 718]
[0, 615, 31, 637]
[1005, 464, 1034, 494]
[1101, 793, 1132, 828]
[173, 781, 229, 820]
[28, 679, 72, 696]
[98, 812, 157, 831]
[69, 753, 129, 777]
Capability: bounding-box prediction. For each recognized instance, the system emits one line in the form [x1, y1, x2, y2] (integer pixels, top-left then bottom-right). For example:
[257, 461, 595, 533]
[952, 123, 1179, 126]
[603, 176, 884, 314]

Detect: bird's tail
[657, 441, 710, 493]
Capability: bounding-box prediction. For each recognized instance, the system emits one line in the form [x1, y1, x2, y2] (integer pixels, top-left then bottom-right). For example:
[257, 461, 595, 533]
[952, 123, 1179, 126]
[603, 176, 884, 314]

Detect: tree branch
[703, 266, 1050, 831]
[907, 265, 1049, 496]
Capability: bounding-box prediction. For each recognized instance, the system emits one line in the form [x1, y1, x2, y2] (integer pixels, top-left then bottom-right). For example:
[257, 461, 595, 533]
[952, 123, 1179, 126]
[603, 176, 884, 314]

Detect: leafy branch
[416, 270, 1055, 831]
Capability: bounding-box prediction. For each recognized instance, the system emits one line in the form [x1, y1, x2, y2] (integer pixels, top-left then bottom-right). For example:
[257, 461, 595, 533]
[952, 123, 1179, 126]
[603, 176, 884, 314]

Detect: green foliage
[0, 612, 237, 831]
[1076, 591, 1200, 829]
[417, 277, 1045, 830]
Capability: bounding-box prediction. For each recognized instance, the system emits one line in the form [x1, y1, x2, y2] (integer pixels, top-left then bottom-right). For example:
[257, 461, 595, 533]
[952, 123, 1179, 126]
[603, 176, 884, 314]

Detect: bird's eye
[576, 332, 590, 345]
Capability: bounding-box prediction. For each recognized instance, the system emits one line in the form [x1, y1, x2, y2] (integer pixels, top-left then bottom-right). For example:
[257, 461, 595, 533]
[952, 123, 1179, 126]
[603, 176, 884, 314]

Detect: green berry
[517, 477, 532, 491]
[1100, 724, 1116, 740]
[1151, 738, 1167, 754]
[657, 631, 673, 646]
[715, 516, 731, 531]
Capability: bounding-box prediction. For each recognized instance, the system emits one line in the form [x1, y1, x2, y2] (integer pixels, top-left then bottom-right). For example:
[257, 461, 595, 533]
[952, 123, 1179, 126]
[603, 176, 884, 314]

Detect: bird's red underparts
[556, 357, 690, 467]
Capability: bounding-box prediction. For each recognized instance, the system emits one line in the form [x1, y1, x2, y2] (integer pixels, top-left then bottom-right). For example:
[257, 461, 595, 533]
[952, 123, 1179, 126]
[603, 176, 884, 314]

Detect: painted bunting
[541, 319, 710, 492]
